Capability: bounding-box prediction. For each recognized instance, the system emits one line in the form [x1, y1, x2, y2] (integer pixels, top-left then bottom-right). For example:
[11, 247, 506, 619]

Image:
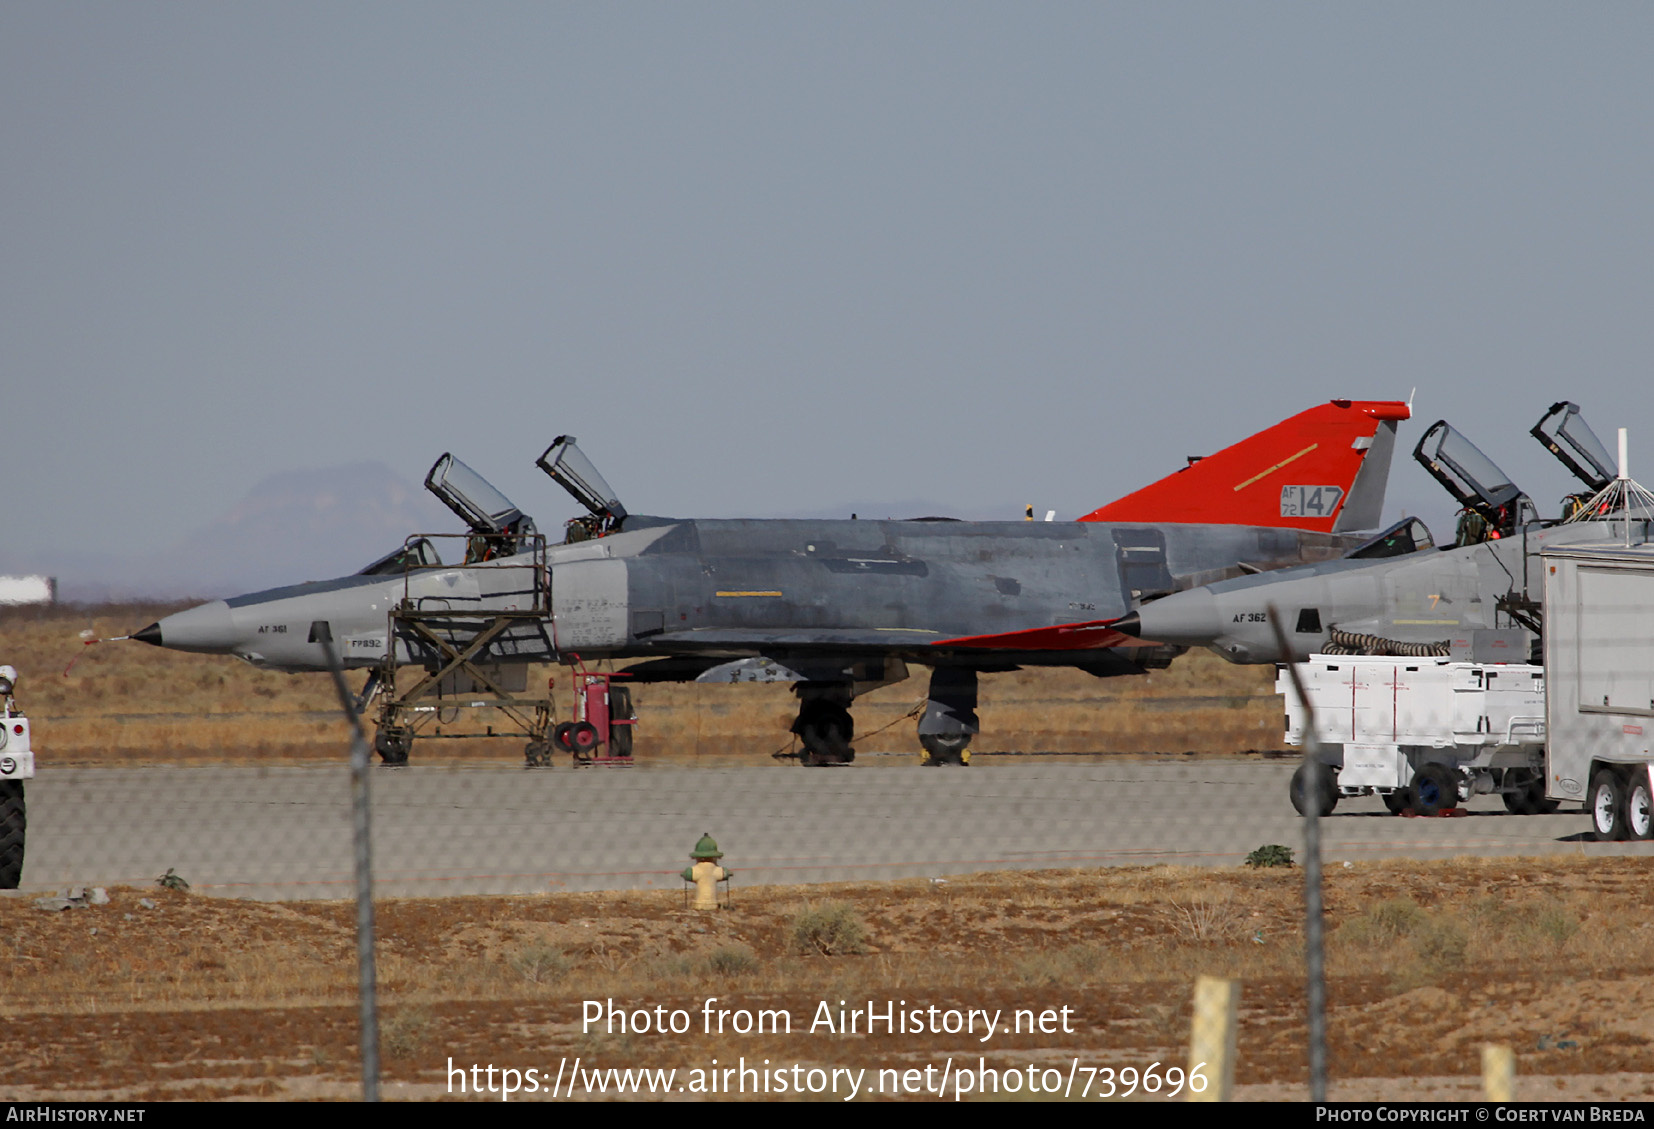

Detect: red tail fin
[1079, 399, 1411, 532]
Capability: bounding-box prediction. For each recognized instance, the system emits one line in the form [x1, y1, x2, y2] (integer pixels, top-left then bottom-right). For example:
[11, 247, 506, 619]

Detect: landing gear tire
[919, 732, 972, 766]
[524, 740, 553, 768]
[1381, 790, 1411, 816]
[374, 728, 411, 766]
[609, 723, 633, 759]
[0, 781, 24, 890]
[1625, 773, 1653, 841]
[1290, 762, 1337, 816]
[798, 709, 854, 766]
[1590, 767, 1628, 842]
[1408, 763, 1459, 816]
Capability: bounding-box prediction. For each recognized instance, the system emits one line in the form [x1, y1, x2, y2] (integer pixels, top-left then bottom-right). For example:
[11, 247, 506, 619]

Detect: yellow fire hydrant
[681, 833, 731, 910]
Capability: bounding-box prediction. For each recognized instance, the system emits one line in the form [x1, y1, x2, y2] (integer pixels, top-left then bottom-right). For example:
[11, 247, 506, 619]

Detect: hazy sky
[5, 3, 1651, 573]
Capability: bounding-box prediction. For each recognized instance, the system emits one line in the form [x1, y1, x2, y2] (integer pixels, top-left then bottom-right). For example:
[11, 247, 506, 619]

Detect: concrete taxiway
[13, 756, 1634, 900]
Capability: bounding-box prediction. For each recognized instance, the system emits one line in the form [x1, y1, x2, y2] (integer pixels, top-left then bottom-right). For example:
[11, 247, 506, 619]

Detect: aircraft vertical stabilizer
[1079, 399, 1410, 532]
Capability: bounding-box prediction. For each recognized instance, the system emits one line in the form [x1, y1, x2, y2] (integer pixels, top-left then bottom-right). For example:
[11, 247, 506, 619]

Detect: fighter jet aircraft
[135, 398, 1410, 765]
[1110, 403, 1644, 666]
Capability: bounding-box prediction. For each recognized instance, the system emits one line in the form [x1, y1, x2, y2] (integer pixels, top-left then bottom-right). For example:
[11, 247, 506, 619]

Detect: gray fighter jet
[1111, 403, 1644, 665]
[135, 399, 1411, 765]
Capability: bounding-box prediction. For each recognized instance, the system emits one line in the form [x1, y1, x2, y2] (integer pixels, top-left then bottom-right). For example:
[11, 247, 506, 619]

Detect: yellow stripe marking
[715, 590, 783, 598]
[1232, 443, 1318, 492]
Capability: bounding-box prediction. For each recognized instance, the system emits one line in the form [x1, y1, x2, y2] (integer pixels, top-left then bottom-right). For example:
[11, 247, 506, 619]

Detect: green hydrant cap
[691, 832, 723, 860]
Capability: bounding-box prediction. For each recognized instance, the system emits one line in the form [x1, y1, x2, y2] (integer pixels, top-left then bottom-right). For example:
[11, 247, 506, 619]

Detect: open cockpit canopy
[424, 454, 538, 560]
[1531, 401, 1616, 493]
[537, 436, 627, 538]
[1413, 420, 1531, 535]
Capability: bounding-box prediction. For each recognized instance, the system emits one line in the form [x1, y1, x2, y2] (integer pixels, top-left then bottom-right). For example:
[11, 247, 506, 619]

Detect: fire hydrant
[680, 832, 731, 910]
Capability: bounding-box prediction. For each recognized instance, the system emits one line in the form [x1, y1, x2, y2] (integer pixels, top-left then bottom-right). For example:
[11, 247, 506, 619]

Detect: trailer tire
[1408, 764, 1459, 816]
[1381, 790, 1411, 815]
[1589, 768, 1628, 842]
[1626, 774, 1653, 841]
[0, 781, 23, 889]
[1290, 762, 1337, 816]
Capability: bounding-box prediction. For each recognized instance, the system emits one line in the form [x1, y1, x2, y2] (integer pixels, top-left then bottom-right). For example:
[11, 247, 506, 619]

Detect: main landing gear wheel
[797, 708, 854, 766]
[1408, 763, 1460, 816]
[374, 728, 411, 766]
[0, 781, 24, 890]
[1289, 762, 1337, 816]
[919, 732, 971, 766]
[524, 740, 553, 768]
[1589, 767, 1628, 842]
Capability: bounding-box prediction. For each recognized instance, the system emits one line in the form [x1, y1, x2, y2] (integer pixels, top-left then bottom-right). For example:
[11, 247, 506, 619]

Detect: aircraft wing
[640, 618, 1139, 654]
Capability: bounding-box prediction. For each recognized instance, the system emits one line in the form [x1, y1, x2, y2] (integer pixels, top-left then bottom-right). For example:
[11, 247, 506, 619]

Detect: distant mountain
[41, 463, 457, 602]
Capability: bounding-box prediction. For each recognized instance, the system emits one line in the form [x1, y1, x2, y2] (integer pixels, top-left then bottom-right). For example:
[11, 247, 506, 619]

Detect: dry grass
[5, 858, 1654, 1100]
[6, 602, 1281, 763]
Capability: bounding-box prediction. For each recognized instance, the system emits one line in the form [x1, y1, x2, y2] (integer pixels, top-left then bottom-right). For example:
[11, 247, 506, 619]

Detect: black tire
[799, 710, 854, 766]
[1501, 770, 1558, 815]
[1408, 763, 1459, 816]
[610, 686, 634, 722]
[524, 740, 553, 768]
[374, 729, 411, 766]
[569, 721, 600, 756]
[1625, 772, 1653, 842]
[1590, 767, 1628, 842]
[1290, 762, 1338, 816]
[1381, 790, 1411, 815]
[553, 722, 574, 752]
[919, 731, 972, 766]
[609, 723, 633, 758]
[0, 781, 24, 890]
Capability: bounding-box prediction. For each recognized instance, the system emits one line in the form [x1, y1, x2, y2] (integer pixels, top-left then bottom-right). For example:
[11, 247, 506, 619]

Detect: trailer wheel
[1408, 764, 1459, 816]
[1381, 790, 1411, 815]
[1289, 762, 1337, 816]
[1626, 774, 1653, 841]
[0, 781, 23, 889]
[1589, 768, 1628, 842]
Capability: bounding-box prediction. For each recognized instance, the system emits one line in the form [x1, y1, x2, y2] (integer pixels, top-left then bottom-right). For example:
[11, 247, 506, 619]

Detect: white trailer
[1541, 543, 1654, 840]
[1278, 655, 1550, 816]
[0, 665, 30, 887]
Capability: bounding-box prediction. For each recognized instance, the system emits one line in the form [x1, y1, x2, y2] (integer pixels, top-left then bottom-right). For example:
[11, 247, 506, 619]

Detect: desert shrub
[1245, 845, 1293, 868]
[703, 945, 759, 976]
[510, 943, 573, 984]
[790, 902, 869, 956]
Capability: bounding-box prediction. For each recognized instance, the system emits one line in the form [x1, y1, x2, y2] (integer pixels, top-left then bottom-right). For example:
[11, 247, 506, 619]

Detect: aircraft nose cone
[144, 600, 240, 655]
[1129, 588, 1225, 647]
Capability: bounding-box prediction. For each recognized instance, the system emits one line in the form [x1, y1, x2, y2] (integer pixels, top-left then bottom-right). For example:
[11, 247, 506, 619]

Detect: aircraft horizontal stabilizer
[1080, 399, 1410, 532]
[932, 619, 1140, 650]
